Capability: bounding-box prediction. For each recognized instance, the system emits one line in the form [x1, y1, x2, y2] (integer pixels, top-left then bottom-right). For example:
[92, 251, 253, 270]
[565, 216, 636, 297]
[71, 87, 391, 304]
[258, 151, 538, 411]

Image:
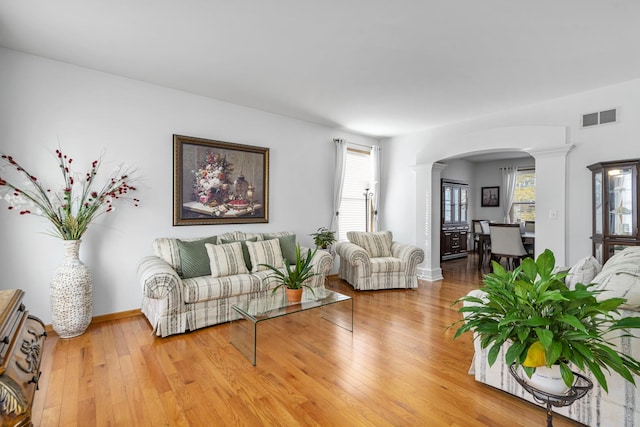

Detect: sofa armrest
[304, 247, 333, 288]
[335, 241, 371, 266]
[137, 256, 183, 303]
[391, 241, 425, 274]
[308, 247, 333, 273]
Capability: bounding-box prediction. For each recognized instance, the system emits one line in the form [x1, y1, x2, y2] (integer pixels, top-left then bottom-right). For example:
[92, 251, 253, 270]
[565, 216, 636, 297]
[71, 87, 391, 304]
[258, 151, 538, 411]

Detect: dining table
[476, 231, 535, 269]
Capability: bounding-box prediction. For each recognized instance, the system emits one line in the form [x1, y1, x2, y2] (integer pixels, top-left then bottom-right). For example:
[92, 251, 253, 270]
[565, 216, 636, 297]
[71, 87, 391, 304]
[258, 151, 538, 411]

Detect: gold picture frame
[173, 134, 269, 225]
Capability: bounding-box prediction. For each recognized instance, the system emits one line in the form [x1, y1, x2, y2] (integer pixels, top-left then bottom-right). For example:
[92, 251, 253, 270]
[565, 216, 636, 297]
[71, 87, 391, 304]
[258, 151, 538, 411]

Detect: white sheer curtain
[330, 139, 347, 235]
[370, 145, 381, 231]
[501, 166, 518, 223]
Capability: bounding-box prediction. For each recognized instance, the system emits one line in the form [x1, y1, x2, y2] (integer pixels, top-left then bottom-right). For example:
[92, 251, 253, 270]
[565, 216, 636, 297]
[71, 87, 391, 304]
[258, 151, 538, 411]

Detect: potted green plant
[310, 227, 336, 250]
[260, 244, 320, 302]
[450, 249, 640, 393]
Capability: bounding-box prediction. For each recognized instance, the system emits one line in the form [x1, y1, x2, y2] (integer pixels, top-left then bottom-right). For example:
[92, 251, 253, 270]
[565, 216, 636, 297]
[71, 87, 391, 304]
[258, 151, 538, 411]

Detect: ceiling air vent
[581, 108, 618, 128]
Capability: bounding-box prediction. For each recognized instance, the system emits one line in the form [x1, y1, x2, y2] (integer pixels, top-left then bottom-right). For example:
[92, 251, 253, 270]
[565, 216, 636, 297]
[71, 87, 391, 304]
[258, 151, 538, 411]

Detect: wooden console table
[0, 289, 46, 426]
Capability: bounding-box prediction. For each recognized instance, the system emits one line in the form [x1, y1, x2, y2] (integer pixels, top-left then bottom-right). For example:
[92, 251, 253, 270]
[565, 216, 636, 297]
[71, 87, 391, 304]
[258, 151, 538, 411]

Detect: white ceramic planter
[523, 365, 570, 395]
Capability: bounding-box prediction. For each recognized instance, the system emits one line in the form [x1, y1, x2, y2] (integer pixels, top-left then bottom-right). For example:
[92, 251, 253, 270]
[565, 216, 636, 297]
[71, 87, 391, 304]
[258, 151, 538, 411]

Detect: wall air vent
[581, 108, 618, 128]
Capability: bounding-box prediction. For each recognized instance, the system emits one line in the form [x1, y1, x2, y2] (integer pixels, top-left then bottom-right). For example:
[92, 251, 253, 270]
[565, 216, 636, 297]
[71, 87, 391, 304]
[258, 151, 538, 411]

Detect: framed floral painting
[173, 134, 269, 225]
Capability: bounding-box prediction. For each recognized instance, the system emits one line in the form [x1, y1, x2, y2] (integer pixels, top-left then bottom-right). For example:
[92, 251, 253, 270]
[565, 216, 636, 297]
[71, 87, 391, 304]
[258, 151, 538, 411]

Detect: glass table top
[232, 288, 351, 323]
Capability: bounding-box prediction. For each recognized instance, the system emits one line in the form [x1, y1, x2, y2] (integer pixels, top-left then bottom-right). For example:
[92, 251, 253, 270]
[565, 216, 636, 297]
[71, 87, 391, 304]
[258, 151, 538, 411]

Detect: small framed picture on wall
[481, 186, 500, 207]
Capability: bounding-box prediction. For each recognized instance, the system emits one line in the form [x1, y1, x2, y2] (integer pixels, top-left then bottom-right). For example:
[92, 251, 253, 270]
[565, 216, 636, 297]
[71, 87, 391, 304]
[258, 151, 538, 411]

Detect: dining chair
[523, 221, 535, 255]
[489, 223, 529, 270]
[472, 220, 482, 251]
[472, 219, 491, 254]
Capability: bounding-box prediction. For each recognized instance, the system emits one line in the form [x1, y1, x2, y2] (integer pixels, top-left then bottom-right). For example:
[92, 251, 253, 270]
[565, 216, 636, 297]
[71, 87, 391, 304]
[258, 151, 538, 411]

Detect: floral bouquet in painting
[0, 149, 140, 240]
[192, 151, 234, 205]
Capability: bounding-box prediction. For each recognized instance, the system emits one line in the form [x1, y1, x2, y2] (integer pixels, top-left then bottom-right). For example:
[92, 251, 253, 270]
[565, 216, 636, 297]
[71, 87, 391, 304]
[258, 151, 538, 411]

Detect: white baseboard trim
[417, 267, 443, 282]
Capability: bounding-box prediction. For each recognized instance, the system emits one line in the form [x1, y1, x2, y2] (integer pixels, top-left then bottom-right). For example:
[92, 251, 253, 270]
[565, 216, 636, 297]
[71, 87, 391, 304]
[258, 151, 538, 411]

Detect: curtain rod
[500, 165, 535, 171]
[332, 138, 374, 150]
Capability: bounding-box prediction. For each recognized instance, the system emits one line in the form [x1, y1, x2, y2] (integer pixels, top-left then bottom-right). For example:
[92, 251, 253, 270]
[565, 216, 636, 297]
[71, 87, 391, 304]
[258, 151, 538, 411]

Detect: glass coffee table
[230, 288, 353, 365]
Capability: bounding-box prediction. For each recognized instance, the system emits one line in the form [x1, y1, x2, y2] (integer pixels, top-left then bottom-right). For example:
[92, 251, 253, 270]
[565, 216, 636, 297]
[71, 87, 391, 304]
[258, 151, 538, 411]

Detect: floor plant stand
[509, 364, 593, 427]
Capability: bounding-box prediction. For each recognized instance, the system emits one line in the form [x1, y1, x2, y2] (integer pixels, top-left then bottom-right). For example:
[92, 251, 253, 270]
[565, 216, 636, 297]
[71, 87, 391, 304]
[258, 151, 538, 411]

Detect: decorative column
[526, 145, 574, 266]
[412, 162, 447, 281]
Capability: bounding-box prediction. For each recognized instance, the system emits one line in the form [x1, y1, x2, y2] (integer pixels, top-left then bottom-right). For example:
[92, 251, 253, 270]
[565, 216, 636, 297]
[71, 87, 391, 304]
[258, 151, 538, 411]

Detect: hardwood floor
[32, 255, 583, 426]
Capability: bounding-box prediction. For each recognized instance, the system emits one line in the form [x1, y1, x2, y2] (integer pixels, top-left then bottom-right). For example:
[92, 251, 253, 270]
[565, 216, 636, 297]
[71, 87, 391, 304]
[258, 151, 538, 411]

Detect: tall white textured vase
[50, 240, 93, 338]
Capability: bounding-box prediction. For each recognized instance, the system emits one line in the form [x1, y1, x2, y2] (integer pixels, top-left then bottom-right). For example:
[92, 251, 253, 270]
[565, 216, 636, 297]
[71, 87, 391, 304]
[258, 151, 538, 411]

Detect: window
[511, 168, 535, 222]
[338, 149, 372, 241]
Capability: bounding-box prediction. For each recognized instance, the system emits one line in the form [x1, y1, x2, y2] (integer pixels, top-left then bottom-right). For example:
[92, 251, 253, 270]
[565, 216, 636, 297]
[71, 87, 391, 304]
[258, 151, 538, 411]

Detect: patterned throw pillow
[205, 242, 249, 278]
[565, 256, 601, 289]
[347, 231, 393, 258]
[245, 239, 285, 273]
[592, 247, 640, 308]
[220, 237, 258, 271]
[594, 272, 640, 309]
[176, 236, 218, 278]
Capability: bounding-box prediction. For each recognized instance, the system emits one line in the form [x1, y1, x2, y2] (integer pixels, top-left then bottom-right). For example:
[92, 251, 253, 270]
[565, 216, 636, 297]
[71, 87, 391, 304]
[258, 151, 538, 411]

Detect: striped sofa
[465, 247, 640, 426]
[137, 231, 333, 337]
[335, 231, 424, 291]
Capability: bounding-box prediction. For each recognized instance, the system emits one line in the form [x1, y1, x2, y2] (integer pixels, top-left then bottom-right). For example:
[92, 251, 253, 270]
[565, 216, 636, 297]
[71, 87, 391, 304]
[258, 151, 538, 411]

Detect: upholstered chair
[471, 220, 482, 251]
[488, 223, 529, 269]
[523, 220, 535, 255]
[335, 231, 424, 290]
[472, 219, 491, 254]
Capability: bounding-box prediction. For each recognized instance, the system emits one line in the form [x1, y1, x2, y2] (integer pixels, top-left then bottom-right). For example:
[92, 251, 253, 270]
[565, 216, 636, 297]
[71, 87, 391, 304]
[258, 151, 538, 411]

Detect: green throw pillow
[264, 234, 297, 265]
[220, 237, 258, 271]
[176, 236, 218, 278]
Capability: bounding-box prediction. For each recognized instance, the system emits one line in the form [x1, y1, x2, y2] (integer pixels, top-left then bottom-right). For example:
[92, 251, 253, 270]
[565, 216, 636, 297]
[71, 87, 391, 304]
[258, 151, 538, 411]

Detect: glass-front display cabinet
[441, 179, 469, 260]
[588, 159, 640, 264]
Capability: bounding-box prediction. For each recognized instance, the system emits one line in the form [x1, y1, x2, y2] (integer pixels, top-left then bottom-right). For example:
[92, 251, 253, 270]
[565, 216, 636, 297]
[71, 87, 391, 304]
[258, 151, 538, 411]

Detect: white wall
[4, 46, 639, 319]
[383, 78, 640, 278]
[0, 48, 377, 323]
[440, 159, 474, 183]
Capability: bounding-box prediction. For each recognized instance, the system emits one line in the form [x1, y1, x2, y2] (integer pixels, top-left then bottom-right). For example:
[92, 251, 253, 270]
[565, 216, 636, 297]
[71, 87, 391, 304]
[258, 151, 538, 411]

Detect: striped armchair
[335, 231, 424, 290]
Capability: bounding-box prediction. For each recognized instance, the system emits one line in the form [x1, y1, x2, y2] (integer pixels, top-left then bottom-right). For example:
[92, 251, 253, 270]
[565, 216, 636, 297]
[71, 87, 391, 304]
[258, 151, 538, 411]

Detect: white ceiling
[1, 1, 640, 138]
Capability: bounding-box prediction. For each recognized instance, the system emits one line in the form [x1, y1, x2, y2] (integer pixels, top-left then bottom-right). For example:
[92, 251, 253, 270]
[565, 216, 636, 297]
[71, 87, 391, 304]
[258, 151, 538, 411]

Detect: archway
[437, 150, 534, 266]
[411, 126, 572, 281]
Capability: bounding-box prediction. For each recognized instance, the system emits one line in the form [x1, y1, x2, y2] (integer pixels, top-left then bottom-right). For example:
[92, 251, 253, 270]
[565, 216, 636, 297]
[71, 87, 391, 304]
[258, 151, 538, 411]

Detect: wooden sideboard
[0, 289, 46, 426]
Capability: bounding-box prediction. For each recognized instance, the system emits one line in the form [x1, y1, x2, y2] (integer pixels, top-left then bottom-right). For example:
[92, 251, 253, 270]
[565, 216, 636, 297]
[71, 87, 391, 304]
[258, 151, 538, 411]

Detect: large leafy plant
[260, 244, 320, 294]
[451, 249, 640, 392]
